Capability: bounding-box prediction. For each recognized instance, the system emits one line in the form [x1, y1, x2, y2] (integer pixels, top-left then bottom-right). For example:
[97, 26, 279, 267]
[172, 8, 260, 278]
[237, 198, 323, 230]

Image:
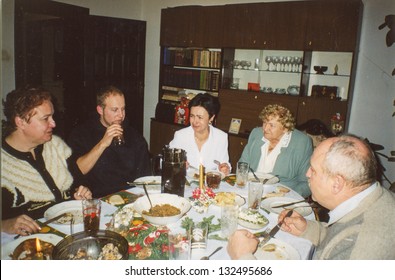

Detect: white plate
[133, 176, 161, 194]
[261, 197, 312, 216]
[44, 200, 83, 224]
[213, 192, 246, 207]
[238, 208, 269, 229]
[254, 238, 300, 260]
[248, 172, 279, 184]
[2, 233, 63, 260]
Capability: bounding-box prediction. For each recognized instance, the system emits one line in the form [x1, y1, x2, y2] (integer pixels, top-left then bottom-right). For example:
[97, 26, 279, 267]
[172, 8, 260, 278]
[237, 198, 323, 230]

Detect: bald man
[227, 135, 395, 260]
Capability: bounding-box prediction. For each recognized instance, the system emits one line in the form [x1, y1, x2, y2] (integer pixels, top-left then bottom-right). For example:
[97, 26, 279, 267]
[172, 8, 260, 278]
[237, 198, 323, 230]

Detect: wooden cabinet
[160, 5, 224, 47]
[304, 0, 363, 51]
[297, 97, 348, 129]
[228, 134, 248, 170]
[254, 1, 307, 50]
[149, 119, 184, 156]
[216, 89, 299, 135]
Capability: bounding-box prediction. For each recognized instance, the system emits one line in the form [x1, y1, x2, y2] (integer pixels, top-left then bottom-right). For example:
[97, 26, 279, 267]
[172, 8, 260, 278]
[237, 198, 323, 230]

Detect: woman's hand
[218, 162, 230, 176]
[2, 215, 41, 235]
[74, 185, 92, 200]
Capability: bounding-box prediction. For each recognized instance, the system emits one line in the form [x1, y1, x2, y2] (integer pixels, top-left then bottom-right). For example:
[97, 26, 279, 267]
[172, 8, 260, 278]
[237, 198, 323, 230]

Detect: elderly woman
[1, 86, 92, 236]
[169, 93, 231, 175]
[239, 104, 313, 197]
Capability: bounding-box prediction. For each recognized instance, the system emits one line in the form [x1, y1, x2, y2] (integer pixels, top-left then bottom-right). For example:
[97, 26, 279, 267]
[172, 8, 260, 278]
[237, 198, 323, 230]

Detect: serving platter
[2, 233, 63, 260]
[254, 238, 300, 260]
[261, 197, 312, 216]
[44, 200, 83, 224]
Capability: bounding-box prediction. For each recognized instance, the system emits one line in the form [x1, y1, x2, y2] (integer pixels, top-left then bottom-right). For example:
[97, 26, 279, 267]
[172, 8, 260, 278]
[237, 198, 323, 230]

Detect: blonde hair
[258, 104, 295, 131]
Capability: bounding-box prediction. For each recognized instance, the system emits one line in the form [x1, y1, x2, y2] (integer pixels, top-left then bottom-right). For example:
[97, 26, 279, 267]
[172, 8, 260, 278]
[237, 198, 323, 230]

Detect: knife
[255, 210, 293, 246]
[14, 212, 68, 239]
[271, 199, 308, 208]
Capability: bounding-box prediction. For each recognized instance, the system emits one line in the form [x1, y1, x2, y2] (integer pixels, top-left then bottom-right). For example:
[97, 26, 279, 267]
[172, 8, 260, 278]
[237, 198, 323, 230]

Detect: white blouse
[256, 132, 292, 173]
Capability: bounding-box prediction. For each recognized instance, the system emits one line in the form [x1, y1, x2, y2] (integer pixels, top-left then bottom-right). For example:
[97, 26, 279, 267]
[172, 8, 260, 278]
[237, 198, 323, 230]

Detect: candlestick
[33, 251, 44, 260]
[199, 164, 205, 190]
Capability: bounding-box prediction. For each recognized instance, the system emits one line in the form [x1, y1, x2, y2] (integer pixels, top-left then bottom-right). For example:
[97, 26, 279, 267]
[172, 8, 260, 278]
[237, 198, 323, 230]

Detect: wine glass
[272, 56, 280, 72]
[245, 61, 252, 69]
[265, 56, 272, 71]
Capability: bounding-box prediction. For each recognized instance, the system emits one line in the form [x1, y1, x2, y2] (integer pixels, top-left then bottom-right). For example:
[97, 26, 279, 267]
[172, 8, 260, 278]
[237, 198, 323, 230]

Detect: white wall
[2, 0, 394, 186]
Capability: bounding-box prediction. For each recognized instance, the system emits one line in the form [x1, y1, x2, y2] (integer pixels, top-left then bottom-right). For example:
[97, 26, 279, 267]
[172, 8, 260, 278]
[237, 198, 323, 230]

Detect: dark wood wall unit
[216, 89, 299, 135]
[304, 0, 363, 51]
[153, 1, 364, 163]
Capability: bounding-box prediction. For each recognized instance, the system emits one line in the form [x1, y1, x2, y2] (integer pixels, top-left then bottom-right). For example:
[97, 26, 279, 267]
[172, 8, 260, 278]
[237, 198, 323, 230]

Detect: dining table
[1, 176, 315, 260]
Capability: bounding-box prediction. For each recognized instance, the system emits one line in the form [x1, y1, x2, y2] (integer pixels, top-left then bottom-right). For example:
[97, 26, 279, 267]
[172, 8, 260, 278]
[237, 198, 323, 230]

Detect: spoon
[143, 184, 153, 209]
[200, 246, 223, 260]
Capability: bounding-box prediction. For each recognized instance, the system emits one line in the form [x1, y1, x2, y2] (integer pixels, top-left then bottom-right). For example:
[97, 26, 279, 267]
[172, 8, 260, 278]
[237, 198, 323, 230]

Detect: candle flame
[36, 238, 42, 253]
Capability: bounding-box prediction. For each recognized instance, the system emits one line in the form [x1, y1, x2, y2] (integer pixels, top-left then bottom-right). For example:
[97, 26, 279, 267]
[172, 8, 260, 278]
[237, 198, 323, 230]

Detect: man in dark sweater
[67, 86, 151, 198]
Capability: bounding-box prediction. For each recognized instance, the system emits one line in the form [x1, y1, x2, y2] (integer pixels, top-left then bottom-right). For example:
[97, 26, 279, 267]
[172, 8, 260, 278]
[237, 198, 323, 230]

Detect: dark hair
[96, 85, 124, 107]
[188, 93, 220, 119]
[2, 85, 52, 137]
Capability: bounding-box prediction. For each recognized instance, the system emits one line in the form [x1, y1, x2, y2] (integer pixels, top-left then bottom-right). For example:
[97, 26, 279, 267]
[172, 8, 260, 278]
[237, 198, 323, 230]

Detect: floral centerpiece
[190, 187, 216, 213]
[190, 164, 216, 213]
[108, 206, 170, 260]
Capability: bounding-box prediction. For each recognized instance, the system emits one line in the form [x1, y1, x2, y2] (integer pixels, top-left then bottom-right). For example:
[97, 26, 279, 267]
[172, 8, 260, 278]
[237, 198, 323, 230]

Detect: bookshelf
[159, 47, 222, 104]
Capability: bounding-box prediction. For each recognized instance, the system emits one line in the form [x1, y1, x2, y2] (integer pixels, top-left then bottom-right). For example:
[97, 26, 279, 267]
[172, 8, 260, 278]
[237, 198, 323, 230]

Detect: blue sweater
[239, 127, 313, 197]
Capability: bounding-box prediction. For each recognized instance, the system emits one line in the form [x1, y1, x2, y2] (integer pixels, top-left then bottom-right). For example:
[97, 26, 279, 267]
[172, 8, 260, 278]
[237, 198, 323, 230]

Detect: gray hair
[323, 135, 377, 187]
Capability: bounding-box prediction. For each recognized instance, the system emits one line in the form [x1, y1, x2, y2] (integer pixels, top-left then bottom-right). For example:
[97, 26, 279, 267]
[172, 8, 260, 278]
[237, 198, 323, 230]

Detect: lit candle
[199, 164, 205, 191]
[33, 238, 44, 260]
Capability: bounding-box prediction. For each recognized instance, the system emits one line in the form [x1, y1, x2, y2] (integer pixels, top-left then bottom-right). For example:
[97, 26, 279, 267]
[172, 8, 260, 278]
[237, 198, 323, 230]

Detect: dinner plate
[238, 208, 269, 229]
[2, 233, 63, 260]
[133, 176, 161, 194]
[248, 172, 279, 184]
[44, 200, 83, 225]
[260, 197, 312, 216]
[213, 192, 246, 207]
[254, 238, 300, 260]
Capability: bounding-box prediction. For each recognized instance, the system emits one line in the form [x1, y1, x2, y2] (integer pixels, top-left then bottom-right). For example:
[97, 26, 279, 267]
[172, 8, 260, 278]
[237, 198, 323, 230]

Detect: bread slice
[109, 194, 124, 205]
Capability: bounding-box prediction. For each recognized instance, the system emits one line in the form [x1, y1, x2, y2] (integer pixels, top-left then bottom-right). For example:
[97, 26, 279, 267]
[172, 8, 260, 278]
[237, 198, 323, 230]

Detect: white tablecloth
[127, 180, 315, 260]
[1, 180, 314, 260]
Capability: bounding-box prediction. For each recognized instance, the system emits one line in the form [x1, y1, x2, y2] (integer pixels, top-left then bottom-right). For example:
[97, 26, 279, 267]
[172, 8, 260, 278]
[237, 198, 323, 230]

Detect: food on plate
[238, 209, 269, 229]
[108, 194, 125, 205]
[143, 204, 181, 217]
[11, 238, 54, 260]
[214, 192, 236, 206]
[262, 243, 277, 252]
[276, 186, 290, 193]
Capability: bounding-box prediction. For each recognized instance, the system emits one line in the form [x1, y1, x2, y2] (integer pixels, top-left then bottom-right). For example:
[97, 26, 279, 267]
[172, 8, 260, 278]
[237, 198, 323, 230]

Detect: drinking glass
[112, 122, 125, 146]
[265, 56, 272, 71]
[236, 162, 249, 188]
[221, 203, 239, 239]
[82, 199, 101, 235]
[248, 181, 264, 212]
[168, 229, 191, 260]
